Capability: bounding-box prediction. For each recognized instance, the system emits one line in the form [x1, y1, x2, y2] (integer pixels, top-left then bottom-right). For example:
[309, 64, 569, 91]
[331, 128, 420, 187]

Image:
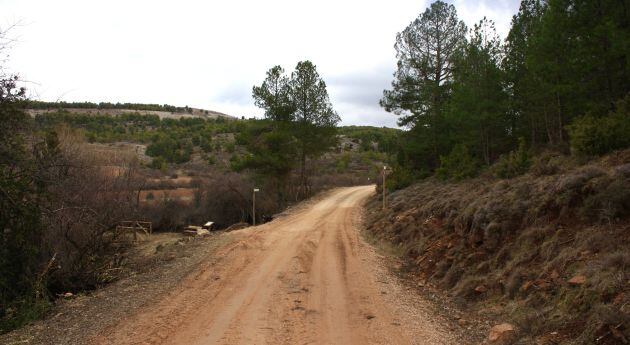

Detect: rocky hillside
[365, 150, 630, 344]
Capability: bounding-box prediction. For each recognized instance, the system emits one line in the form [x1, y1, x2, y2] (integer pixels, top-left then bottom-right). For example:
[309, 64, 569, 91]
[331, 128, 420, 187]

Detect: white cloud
[1, 0, 519, 127]
[452, 0, 520, 38]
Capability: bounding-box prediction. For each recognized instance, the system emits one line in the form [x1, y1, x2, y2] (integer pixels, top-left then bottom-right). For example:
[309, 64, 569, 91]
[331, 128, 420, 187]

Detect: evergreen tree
[383, 0, 630, 185]
[504, 0, 546, 145]
[448, 18, 509, 165]
[249, 61, 340, 201]
[381, 0, 467, 170]
[252, 66, 295, 123]
[288, 61, 340, 196]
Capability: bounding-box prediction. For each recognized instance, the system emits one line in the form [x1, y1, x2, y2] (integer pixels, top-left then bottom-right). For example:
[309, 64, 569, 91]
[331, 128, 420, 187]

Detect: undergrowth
[365, 149, 630, 344]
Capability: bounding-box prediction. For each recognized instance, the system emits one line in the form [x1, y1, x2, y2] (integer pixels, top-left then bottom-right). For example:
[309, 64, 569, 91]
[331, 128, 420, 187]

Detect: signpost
[253, 188, 259, 226]
[382, 166, 388, 210]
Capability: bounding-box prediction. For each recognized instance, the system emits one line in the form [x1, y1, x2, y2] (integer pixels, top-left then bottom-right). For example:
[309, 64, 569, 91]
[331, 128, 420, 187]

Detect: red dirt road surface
[91, 186, 459, 345]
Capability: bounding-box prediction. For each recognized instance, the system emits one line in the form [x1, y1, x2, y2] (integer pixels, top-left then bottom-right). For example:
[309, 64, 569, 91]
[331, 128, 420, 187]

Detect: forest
[382, 0, 629, 188]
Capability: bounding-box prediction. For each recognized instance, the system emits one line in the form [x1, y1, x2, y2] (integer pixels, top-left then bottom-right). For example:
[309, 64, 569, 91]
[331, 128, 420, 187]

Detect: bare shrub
[505, 269, 524, 299]
[139, 171, 283, 230]
[42, 127, 144, 291]
[441, 266, 464, 289]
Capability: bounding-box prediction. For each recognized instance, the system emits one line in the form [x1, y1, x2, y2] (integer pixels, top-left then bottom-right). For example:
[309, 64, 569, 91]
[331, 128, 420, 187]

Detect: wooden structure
[115, 220, 152, 242]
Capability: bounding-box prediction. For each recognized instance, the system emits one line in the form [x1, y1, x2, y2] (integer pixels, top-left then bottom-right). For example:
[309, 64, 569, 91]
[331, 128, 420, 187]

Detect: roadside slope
[365, 151, 630, 344]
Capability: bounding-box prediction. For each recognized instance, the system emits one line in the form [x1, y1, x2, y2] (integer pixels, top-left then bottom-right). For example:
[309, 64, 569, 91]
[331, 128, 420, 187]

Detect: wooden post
[253, 188, 259, 226]
[382, 166, 387, 210]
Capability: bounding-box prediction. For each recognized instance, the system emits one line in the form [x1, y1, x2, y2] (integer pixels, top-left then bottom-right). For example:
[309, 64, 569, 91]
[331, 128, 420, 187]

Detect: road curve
[92, 186, 457, 345]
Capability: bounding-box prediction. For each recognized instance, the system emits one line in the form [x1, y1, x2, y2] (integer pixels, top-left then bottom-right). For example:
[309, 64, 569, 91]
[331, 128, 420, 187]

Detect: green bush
[436, 144, 479, 181]
[225, 142, 236, 153]
[149, 156, 167, 171]
[385, 165, 421, 191]
[336, 153, 350, 172]
[229, 154, 242, 171]
[146, 135, 192, 163]
[492, 138, 530, 178]
[199, 137, 213, 152]
[568, 96, 630, 156]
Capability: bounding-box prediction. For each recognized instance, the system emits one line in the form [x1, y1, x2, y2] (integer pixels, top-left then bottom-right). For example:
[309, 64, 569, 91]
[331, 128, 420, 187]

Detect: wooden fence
[115, 220, 152, 242]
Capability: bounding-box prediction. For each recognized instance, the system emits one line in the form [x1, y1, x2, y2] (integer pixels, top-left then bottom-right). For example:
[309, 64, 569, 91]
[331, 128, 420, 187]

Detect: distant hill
[26, 101, 235, 120]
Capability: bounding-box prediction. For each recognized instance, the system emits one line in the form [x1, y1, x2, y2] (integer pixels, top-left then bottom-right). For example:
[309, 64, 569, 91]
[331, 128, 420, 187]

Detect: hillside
[29, 109, 395, 230]
[26, 101, 235, 120]
[364, 150, 630, 344]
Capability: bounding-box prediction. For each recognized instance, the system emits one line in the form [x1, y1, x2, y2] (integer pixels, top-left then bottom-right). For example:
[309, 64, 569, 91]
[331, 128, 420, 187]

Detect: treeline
[382, 0, 630, 186]
[27, 100, 194, 114]
[34, 112, 247, 165]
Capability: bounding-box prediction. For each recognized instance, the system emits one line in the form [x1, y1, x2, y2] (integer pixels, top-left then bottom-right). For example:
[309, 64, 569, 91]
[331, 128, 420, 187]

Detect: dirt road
[92, 186, 459, 345]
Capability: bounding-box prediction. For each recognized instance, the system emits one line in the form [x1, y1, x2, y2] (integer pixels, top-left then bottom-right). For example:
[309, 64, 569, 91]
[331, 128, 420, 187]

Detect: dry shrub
[432, 260, 451, 280]
[584, 250, 629, 298]
[43, 127, 144, 291]
[530, 151, 576, 176]
[140, 171, 272, 230]
[578, 304, 630, 345]
[453, 275, 485, 300]
[581, 178, 630, 222]
[505, 269, 524, 299]
[554, 166, 606, 216]
[442, 265, 464, 289]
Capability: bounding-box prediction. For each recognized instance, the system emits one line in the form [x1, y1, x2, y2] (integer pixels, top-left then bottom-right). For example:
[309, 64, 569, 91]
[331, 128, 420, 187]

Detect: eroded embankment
[365, 150, 630, 344]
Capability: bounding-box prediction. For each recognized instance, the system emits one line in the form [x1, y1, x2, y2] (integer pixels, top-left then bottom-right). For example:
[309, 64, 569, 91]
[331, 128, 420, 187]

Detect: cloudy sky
[1, 0, 520, 127]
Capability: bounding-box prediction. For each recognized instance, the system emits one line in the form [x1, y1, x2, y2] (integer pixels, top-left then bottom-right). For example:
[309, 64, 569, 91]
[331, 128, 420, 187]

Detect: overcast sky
[1, 0, 520, 127]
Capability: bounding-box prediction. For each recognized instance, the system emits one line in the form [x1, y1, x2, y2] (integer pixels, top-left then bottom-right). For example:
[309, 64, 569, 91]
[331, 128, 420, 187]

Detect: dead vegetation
[0, 231, 234, 345]
[40, 126, 146, 294]
[364, 149, 630, 344]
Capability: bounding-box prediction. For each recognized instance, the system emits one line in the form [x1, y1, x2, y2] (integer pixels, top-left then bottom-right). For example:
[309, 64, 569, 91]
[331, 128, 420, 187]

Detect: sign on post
[383, 166, 388, 210]
[253, 188, 259, 225]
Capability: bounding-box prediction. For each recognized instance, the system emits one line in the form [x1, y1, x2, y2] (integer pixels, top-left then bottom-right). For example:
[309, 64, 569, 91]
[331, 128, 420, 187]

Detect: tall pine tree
[381, 0, 467, 170]
[448, 18, 509, 165]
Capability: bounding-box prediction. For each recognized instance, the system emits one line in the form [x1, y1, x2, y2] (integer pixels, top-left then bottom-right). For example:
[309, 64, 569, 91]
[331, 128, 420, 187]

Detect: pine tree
[289, 61, 339, 196]
[448, 18, 509, 165]
[249, 61, 340, 200]
[381, 0, 467, 170]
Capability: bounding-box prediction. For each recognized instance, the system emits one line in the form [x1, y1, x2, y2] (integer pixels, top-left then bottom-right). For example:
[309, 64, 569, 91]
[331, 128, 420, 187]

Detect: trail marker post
[253, 188, 259, 226]
[382, 166, 388, 210]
